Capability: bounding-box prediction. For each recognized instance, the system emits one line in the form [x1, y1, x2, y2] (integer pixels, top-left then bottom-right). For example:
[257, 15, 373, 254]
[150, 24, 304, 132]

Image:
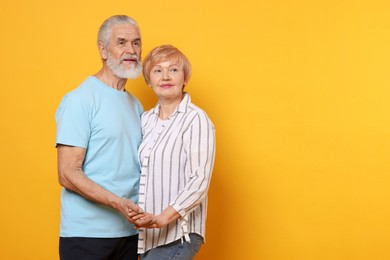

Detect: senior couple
[55, 15, 215, 260]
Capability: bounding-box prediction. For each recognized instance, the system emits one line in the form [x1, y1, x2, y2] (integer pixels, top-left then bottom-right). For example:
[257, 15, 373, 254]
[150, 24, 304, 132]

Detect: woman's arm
[170, 112, 216, 216]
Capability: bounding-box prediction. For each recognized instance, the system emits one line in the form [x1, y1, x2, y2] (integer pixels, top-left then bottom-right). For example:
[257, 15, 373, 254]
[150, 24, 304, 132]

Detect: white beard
[106, 53, 142, 79]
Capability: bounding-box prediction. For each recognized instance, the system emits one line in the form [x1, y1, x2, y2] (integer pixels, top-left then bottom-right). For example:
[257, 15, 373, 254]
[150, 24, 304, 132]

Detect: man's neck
[93, 66, 127, 91]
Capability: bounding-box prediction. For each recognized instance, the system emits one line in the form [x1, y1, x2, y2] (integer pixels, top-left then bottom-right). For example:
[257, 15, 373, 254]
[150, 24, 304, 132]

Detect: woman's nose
[162, 71, 171, 80]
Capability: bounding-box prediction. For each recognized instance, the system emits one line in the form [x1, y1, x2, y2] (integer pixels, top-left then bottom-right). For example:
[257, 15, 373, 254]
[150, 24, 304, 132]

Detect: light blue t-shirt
[55, 76, 143, 237]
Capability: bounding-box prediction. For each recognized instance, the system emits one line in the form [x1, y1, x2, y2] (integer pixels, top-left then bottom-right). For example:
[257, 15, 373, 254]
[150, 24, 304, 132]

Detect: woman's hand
[132, 212, 159, 229]
[128, 209, 156, 228]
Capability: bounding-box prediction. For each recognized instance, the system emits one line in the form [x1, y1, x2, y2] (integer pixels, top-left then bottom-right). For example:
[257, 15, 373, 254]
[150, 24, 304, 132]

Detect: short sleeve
[55, 93, 91, 148]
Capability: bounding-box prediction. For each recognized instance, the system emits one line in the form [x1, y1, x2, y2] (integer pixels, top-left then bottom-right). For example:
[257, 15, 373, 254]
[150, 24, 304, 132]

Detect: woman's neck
[158, 95, 183, 120]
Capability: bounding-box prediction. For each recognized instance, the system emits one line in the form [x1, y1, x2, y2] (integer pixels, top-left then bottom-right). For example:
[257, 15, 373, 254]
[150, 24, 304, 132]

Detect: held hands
[128, 211, 163, 229]
[128, 206, 181, 229]
[116, 198, 144, 223]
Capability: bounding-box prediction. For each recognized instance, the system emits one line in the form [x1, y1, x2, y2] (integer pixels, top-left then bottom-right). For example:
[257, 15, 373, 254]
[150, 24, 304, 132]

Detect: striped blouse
[137, 93, 216, 254]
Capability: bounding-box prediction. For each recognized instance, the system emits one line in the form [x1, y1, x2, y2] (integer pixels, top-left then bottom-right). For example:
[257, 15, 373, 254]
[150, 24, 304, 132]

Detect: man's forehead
[111, 24, 140, 38]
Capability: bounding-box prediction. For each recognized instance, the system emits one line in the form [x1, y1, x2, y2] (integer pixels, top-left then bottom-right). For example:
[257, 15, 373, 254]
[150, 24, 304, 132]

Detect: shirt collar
[152, 92, 191, 116]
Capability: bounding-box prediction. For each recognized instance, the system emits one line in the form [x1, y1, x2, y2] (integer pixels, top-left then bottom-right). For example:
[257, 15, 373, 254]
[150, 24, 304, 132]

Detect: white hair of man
[97, 15, 139, 47]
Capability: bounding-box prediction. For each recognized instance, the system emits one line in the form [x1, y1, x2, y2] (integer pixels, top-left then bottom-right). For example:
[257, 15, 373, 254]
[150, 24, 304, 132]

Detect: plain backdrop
[1, 0, 390, 259]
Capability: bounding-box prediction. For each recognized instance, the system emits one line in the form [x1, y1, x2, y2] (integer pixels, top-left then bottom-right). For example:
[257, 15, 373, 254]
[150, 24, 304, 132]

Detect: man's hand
[116, 198, 144, 222]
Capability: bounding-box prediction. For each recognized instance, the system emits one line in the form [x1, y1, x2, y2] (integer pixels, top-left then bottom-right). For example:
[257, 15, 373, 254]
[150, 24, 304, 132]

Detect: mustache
[121, 54, 141, 64]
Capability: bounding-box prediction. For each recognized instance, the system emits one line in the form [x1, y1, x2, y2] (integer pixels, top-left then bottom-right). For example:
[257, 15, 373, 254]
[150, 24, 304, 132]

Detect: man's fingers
[128, 211, 139, 218]
[126, 201, 143, 214]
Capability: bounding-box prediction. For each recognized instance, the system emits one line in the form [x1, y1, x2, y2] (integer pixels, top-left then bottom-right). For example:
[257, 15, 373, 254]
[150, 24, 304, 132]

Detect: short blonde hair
[143, 45, 192, 85]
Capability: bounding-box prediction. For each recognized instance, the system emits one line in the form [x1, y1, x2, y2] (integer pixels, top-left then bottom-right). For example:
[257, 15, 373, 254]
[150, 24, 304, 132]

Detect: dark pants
[60, 235, 138, 260]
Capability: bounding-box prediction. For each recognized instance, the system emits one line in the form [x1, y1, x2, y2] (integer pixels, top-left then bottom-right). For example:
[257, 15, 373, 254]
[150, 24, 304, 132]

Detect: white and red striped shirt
[137, 93, 216, 254]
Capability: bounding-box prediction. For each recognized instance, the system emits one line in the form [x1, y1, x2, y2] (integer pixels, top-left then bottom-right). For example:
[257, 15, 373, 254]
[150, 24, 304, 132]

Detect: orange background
[1, 0, 390, 259]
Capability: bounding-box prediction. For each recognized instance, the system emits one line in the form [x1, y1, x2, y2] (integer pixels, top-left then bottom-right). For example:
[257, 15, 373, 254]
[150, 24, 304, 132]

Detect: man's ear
[98, 42, 108, 60]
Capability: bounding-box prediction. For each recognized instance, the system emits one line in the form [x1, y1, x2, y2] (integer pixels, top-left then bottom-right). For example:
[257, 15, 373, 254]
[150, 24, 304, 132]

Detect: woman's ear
[98, 42, 108, 60]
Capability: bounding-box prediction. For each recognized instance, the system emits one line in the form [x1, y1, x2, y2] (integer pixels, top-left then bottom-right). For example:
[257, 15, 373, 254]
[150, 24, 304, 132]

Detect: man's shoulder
[63, 77, 104, 103]
[57, 77, 96, 109]
[70, 77, 98, 95]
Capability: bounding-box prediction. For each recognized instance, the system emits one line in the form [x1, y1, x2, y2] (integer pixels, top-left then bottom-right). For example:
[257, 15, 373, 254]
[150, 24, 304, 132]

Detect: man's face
[105, 23, 142, 79]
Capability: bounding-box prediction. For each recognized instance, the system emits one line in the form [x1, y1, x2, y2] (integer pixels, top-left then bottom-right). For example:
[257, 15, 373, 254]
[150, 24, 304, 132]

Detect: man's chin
[113, 67, 142, 79]
[125, 73, 141, 79]
[124, 69, 142, 79]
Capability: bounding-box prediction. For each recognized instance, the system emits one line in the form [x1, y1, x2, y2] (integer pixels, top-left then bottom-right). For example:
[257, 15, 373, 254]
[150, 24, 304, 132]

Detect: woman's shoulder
[188, 102, 212, 120]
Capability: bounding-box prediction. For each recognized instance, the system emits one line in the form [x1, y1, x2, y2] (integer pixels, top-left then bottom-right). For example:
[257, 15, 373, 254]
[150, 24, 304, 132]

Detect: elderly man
[55, 15, 143, 260]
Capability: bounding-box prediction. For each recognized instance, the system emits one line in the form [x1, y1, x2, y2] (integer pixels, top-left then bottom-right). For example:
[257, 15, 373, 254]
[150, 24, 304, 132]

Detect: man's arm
[57, 144, 143, 221]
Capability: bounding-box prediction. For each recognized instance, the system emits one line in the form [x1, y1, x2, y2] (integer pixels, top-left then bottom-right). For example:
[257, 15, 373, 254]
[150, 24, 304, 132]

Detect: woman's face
[148, 59, 186, 101]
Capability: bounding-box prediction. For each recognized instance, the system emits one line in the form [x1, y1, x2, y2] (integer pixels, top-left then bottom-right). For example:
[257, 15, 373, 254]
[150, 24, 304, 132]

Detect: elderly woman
[131, 45, 216, 260]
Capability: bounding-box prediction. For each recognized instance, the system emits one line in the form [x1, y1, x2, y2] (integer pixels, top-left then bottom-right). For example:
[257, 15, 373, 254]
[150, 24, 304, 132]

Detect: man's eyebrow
[116, 37, 127, 42]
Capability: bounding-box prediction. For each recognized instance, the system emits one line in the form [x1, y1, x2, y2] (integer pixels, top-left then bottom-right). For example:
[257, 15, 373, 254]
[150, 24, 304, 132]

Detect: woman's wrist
[157, 207, 181, 227]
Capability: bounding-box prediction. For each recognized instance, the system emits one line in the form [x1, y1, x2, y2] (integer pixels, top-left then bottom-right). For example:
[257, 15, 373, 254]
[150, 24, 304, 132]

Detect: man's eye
[170, 68, 178, 72]
[153, 69, 161, 73]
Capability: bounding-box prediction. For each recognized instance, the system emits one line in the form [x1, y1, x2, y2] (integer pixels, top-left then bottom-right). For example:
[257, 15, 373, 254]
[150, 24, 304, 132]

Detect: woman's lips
[160, 84, 173, 88]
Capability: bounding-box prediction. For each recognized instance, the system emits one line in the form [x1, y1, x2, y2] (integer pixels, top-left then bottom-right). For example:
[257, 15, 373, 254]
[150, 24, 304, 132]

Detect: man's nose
[126, 43, 136, 55]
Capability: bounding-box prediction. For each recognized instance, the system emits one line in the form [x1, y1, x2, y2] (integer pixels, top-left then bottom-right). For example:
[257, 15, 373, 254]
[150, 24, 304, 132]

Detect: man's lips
[123, 58, 137, 62]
